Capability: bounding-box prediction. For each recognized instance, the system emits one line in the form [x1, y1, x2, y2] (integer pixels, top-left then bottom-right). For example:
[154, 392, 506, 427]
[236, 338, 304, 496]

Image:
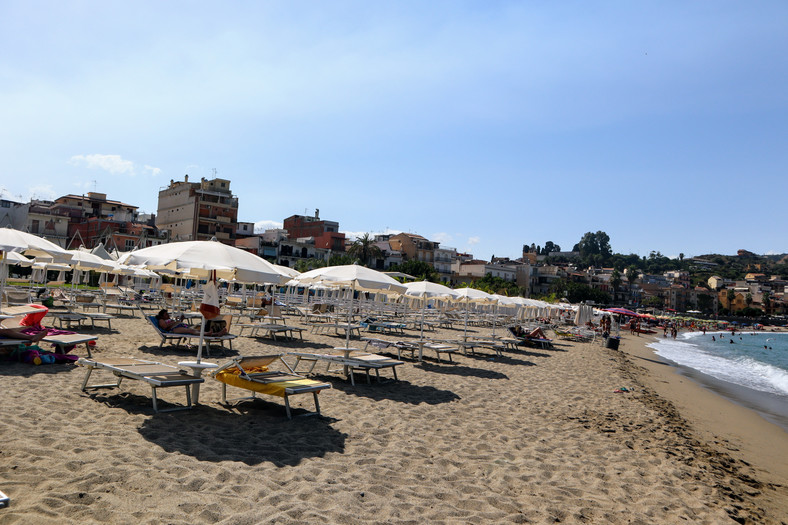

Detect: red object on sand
[20, 304, 49, 327]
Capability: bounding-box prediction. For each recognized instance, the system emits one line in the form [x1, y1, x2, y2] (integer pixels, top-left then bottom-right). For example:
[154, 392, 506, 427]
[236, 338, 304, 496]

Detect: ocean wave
[647, 337, 788, 397]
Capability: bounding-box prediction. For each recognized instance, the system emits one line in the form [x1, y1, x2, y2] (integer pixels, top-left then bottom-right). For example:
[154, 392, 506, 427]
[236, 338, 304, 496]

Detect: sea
[647, 331, 788, 432]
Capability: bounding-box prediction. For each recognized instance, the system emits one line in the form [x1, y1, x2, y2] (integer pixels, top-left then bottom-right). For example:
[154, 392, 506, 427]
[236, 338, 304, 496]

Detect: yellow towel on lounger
[214, 367, 322, 398]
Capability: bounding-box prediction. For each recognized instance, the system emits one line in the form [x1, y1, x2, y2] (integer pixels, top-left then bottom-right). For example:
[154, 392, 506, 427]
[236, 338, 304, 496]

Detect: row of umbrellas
[2, 227, 565, 361]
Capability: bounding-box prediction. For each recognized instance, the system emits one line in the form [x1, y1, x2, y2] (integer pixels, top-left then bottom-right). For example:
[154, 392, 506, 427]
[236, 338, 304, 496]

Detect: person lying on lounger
[511, 325, 548, 340]
[155, 309, 228, 336]
[0, 326, 48, 342]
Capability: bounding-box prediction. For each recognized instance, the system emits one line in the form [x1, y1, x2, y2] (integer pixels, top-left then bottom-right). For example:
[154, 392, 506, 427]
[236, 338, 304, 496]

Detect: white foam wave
[648, 337, 788, 397]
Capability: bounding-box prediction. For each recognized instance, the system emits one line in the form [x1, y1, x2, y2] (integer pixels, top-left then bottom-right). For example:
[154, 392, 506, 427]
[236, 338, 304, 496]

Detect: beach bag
[199, 271, 221, 320]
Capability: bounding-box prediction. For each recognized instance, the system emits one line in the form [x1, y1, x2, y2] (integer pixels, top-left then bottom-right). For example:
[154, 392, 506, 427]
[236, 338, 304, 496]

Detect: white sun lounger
[77, 357, 204, 413]
[287, 347, 404, 386]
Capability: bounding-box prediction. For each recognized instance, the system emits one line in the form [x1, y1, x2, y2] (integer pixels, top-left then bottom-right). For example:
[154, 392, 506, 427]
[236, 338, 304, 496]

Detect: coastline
[617, 332, 788, 517]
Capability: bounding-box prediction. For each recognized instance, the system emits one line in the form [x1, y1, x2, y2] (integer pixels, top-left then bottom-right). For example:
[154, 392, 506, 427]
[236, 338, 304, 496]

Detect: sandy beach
[1, 310, 787, 524]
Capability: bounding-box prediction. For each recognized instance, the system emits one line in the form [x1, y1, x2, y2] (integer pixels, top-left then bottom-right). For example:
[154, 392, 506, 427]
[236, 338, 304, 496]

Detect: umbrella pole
[196, 316, 206, 364]
[0, 251, 6, 308]
[463, 298, 469, 342]
[346, 283, 354, 349]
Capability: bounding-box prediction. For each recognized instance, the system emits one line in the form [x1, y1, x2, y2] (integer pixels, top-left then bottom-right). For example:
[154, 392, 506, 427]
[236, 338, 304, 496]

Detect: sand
[1, 310, 786, 524]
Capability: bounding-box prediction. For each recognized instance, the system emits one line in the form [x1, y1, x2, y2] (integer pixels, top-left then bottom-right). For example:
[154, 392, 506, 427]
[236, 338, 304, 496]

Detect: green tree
[745, 292, 753, 308]
[763, 291, 771, 314]
[543, 241, 560, 256]
[549, 279, 611, 305]
[573, 231, 612, 266]
[347, 233, 383, 267]
[294, 258, 326, 272]
[697, 293, 714, 313]
[389, 260, 439, 282]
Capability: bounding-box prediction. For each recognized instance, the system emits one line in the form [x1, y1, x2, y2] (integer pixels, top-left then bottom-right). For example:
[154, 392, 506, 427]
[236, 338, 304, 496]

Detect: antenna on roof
[92, 180, 97, 191]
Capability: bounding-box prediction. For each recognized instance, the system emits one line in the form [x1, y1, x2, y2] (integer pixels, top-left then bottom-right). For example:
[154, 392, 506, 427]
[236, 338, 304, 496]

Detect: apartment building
[156, 175, 238, 244]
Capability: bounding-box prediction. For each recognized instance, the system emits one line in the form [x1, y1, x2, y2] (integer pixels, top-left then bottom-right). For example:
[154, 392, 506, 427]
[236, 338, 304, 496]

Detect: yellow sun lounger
[77, 357, 204, 413]
[212, 355, 331, 419]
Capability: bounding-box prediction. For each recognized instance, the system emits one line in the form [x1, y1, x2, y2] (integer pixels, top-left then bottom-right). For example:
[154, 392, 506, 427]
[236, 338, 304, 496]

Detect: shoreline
[617, 332, 788, 505]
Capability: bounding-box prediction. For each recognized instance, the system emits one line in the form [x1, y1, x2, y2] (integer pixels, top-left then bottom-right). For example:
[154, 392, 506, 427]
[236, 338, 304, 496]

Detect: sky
[1, 1, 786, 261]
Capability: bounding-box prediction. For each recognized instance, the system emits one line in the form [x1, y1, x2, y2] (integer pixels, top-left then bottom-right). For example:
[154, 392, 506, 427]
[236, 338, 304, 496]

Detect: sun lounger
[103, 303, 140, 317]
[287, 347, 404, 386]
[77, 357, 204, 412]
[212, 355, 331, 419]
[43, 333, 98, 357]
[145, 315, 236, 356]
[361, 338, 459, 363]
[235, 322, 303, 341]
[52, 312, 89, 330]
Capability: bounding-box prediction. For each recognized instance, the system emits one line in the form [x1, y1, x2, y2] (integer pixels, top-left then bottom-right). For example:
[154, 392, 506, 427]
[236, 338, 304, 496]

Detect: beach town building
[16, 199, 70, 247]
[433, 246, 457, 283]
[277, 238, 331, 268]
[156, 175, 238, 244]
[707, 275, 735, 290]
[0, 196, 27, 230]
[388, 233, 441, 266]
[236, 221, 256, 239]
[369, 235, 404, 270]
[49, 193, 162, 251]
[282, 210, 345, 252]
[664, 270, 690, 287]
[11, 193, 161, 251]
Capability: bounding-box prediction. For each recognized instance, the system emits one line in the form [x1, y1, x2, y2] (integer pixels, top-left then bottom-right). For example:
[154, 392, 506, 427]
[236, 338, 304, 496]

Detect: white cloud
[143, 165, 162, 177]
[431, 232, 453, 244]
[69, 154, 138, 175]
[254, 220, 283, 233]
[27, 184, 56, 200]
[467, 236, 481, 246]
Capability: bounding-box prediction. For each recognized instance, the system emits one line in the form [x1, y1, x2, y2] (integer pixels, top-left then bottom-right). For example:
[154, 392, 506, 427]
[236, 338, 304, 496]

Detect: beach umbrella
[602, 307, 641, 317]
[291, 264, 407, 348]
[453, 287, 497, 341]
[0, 227, 71, 305]
[404, 281, 459, 341]
[68, 249, 116, 272]
[121, 239, 290, 367]
[119, 239, 287, 285]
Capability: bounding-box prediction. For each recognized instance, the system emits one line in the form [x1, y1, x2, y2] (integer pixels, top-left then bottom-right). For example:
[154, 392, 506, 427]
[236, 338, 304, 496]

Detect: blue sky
[2, 1, 786, 260]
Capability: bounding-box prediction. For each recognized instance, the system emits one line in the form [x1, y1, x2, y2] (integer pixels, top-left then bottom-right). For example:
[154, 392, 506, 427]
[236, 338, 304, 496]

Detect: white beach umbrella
[119, 239, 287, 285]
[453, 287, 498, 341]
[68, 250, 116, 272]
[404, 281, 459, 341]
[121, 239, 289, 368]
[0, 227, 72, 305]
[292, 264, 407, 348]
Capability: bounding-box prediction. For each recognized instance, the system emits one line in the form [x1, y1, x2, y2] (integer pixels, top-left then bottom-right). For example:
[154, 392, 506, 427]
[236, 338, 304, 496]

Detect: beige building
[156, 175, 238, 244]
[388, 233, 438, 264]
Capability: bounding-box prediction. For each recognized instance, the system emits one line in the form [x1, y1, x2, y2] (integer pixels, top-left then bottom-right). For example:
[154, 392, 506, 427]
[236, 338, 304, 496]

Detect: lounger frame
[78, 357, 204, 413]
[213, 355, 330, 419]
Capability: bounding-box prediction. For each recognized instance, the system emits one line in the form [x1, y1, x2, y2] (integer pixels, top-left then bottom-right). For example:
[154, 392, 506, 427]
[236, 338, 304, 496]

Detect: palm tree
[347, 233, 383, 267]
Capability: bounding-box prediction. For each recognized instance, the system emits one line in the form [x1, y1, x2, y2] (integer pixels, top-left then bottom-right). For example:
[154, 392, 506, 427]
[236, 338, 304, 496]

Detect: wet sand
[1, 311, 786, 523]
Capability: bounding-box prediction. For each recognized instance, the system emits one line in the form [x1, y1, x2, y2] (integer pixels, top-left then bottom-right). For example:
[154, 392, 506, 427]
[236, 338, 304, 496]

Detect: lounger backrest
[237, 355, 280, 370]
[147, 315, 165, 334]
